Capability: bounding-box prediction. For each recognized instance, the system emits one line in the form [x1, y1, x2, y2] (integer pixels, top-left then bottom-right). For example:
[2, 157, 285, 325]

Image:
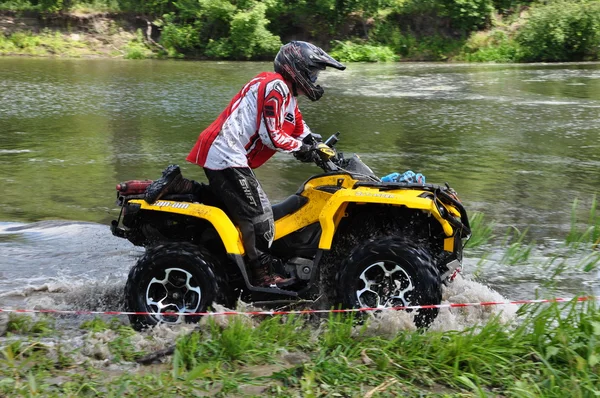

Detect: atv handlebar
[303, 132, 341, 173]
[324, 132, 340, 147]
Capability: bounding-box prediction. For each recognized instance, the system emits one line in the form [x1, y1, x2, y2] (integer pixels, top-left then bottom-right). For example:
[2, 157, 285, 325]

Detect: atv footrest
[247, 285, 299, 297]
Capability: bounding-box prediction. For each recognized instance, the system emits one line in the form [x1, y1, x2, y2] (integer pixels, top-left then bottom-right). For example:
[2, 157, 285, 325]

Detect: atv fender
[317, 187, 457, 250]
[128, 199, 245, 255]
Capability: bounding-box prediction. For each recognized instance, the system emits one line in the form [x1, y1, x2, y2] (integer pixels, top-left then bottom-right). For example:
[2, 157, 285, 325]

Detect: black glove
[294, 143, 316, 163]
[302, 133, 322, 145]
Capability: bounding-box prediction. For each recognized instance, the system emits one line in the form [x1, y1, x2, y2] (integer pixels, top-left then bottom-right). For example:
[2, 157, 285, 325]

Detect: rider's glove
[311, 133, 323, 142]
[302, 133, 323, 144]
[294, 143, 316, 163]
[294, 142, 335, 163]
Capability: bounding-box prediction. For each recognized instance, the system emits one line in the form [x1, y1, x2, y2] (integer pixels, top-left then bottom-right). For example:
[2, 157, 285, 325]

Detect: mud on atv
[111, 133, 470, 331]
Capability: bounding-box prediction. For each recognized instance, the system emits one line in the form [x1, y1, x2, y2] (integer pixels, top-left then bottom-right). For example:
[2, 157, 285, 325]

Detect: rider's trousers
[203, 167, 274, 267]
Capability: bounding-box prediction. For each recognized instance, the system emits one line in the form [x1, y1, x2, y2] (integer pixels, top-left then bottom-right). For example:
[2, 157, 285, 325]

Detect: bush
[38, 0, 70, 12]
[0, 34, 18, 53]
[0, 0, 39, 10]
[10, 31, 42, 49]
[395, 0, 494, 34]
[460, 29, 522, 62]
[517, 0, 600, 62]
[437, 0, 495, 33]
[158, 13, 201, 56]
[117, 0, 174, 14]
[227, 2, 282, 59]
[158, 0, 280, 59]
[124, 29, 153, 59]
[329, 40, 399, 62]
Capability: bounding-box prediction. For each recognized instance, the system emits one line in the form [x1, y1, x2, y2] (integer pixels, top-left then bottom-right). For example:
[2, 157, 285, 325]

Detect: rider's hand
[294, 142, 335, 163]
[302, 133, 323, 144]
[310, 133, 323, 142]
[294, 143, 316, 163]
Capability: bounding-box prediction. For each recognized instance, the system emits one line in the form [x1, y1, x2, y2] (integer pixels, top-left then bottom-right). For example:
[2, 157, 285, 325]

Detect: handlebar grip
[324, 132, 340, 147]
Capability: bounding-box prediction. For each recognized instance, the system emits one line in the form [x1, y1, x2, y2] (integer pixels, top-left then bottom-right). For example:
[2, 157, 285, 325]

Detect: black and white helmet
[274, 41, 346, 102]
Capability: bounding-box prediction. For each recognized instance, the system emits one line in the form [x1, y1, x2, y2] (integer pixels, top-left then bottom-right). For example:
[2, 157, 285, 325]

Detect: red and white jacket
[186, 72, 311, 170]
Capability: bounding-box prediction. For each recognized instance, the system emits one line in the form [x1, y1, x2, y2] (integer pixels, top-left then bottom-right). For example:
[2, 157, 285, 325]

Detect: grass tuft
[567, 196, 600, 247]
[465, 211, 495, 248]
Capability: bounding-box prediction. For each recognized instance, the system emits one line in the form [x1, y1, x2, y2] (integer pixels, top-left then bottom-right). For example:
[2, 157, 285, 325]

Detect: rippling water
[0, 58, 598, 323]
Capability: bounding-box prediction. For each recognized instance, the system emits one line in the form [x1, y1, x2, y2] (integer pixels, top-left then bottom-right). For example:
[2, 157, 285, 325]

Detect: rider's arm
[259, 81, 303, 153]
[293, 108, 312, 140]
[293, 108, 324, 144]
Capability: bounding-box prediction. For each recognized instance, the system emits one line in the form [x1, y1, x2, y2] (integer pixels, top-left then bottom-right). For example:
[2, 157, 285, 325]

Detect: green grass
[0, 27, 154, 59]
[500, 226, 535, 266]
[567, 196, 600, 248]
[6, 314, 55, 336]
[0, 30, 89, 57]
[465, 211, 495, 248]
[1, 300, 599, 396]
[330, 40, 399, 62]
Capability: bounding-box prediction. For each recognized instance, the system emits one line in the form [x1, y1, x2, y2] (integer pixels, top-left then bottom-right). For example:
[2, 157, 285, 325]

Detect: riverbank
[1, 294, 598, 397]
[0, 12, 153, 58]
[2, 4, 600, 63]
[2, 0, 600, 62]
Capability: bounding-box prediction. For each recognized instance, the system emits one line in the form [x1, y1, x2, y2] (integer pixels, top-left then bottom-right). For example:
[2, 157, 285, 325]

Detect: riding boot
[145, 165, 197, 204]
[251, 255, 295, 288]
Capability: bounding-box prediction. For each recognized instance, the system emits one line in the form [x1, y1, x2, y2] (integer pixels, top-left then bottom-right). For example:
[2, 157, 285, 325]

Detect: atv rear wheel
[337, 237, 442, 328]
[125, 242, 227, 331]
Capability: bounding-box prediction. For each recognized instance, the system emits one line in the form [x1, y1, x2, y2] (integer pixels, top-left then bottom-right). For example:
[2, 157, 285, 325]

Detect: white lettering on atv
[154, 201, 190, 209]
[355, 192, 394, 199]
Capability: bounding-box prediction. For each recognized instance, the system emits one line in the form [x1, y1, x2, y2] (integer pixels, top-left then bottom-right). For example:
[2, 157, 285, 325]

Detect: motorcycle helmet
[274, 41, 346, 101]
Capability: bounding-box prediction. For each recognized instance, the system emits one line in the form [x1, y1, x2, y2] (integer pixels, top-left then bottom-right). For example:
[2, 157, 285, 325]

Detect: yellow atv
[111, 133, 470, 330]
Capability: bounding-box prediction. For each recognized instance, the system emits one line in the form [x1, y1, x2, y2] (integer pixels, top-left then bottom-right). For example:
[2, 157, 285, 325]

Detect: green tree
[206, 2, 281, 59]
[117, 0, 175, 14]
[517, 0, 600, 61]
[436, 0, 494, 33]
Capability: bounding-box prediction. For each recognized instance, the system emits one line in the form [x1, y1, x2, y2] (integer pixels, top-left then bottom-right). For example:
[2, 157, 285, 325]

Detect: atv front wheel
[125, 242, 227, 331]
[337, 237, 442, 328]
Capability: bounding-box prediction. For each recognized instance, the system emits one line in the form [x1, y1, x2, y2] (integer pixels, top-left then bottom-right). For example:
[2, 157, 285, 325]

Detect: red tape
[0, 296, 595, 317]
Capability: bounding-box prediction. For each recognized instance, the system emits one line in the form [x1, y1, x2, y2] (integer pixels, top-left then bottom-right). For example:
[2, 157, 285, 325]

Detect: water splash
[430, 276, 518, 332]
[360, 276, 517, 338]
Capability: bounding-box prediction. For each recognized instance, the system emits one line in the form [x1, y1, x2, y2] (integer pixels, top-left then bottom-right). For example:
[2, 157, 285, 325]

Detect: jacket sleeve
[294, 108, 312, 141]
[259, 80, 303, 153]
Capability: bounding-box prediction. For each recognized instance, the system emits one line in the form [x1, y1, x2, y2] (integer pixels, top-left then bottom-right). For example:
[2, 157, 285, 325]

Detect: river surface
[0, 58, 599, 321]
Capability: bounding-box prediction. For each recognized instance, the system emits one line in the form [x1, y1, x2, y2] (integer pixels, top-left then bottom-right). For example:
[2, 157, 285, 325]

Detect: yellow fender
[317, 187, 456, 250]
[129, 199, 245, 255]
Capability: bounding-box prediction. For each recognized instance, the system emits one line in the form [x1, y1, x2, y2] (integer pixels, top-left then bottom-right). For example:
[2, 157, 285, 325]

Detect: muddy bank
[0, 11, 156, 58]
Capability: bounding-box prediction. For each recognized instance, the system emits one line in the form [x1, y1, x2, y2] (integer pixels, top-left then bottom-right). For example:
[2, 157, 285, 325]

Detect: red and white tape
[0, 296, 595, 317]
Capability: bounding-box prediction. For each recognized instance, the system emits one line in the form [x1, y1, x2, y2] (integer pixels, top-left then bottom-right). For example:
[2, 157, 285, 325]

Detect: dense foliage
[1, 0, 599, 62]
[517, 0, 600, 61]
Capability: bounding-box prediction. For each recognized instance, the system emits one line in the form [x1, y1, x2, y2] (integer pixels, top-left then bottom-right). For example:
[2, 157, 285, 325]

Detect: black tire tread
[125, 242, 229, 331]
[337, 236, 441, 328]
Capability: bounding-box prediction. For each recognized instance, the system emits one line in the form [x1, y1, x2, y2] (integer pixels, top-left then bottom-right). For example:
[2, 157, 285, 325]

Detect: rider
[145, 41, 346, 287]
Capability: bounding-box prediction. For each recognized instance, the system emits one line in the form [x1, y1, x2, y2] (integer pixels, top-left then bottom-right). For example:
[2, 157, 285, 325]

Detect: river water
[0, 58, 599, 325]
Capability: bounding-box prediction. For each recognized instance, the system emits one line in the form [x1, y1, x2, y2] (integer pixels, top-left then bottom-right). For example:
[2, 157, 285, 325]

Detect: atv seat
[272, 194, 308, 221]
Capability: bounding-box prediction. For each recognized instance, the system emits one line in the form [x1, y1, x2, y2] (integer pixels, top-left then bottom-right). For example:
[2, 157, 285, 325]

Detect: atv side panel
[317, 187, 457, 250]
[127, 199, 245, 255]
